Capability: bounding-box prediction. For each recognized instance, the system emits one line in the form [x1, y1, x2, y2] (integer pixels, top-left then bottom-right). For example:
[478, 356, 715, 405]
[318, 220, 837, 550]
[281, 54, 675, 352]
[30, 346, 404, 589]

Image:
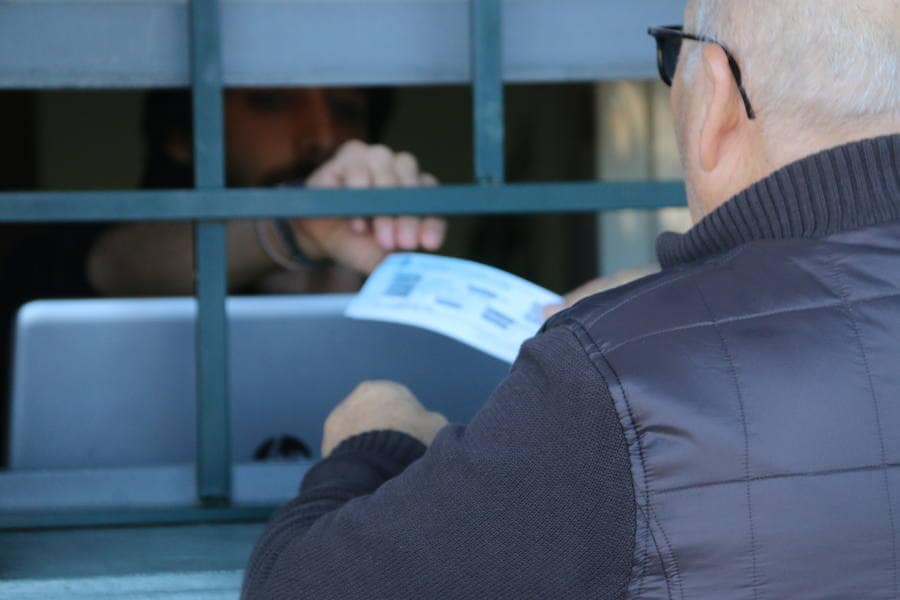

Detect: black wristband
[272, 219, 329, 269]
[256, 219, 332, 271]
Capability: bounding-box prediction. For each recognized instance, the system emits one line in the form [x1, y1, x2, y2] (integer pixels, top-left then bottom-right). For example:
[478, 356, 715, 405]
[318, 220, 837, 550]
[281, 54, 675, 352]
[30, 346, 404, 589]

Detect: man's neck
[762, 117, 900, 178]
[698, 117, 900, 219]
[658, 133, 900, 268]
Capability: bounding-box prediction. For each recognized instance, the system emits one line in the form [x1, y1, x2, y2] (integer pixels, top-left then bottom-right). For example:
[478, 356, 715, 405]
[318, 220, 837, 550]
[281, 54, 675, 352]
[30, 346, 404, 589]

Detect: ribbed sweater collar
[656, 134, 900, 268]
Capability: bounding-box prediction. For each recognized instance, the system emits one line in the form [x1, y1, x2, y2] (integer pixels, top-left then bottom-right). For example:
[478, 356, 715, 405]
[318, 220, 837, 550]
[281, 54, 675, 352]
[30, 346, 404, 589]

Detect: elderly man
[242, 1, 900, 598]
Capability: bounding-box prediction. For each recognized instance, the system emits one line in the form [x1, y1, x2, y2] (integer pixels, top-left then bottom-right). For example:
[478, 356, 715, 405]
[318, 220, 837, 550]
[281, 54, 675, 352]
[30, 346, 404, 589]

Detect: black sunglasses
[648, 25, 756, 120]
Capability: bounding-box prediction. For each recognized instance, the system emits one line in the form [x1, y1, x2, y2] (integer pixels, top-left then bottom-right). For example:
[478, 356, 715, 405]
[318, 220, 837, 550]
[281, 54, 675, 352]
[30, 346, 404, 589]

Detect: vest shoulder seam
[565, 320, 684, 600]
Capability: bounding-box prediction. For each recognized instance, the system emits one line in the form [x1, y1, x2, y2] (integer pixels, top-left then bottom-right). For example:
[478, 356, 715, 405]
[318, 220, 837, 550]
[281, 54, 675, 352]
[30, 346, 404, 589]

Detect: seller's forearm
[86, 221, 277, 296]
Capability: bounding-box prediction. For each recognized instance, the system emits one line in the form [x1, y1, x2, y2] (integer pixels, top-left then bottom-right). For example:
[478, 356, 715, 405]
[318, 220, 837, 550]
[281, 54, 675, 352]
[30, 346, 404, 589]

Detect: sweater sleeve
[241, 324, 636, 600]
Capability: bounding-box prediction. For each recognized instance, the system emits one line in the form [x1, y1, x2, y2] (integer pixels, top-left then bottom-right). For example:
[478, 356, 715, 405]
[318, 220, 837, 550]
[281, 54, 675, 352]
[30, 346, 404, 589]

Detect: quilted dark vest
[562, 135, 900, 599]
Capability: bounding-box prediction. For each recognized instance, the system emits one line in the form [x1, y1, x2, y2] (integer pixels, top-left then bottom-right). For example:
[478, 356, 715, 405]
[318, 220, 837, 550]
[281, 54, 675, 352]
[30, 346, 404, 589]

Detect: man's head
[225, 88, 377, 186]
[143, 87, 394, 187]
[669, 0, 899, 221]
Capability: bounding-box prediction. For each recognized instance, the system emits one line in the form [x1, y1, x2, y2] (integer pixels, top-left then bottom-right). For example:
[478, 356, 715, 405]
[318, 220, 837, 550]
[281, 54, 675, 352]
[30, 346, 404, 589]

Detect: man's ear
[698, 43, 743, 172]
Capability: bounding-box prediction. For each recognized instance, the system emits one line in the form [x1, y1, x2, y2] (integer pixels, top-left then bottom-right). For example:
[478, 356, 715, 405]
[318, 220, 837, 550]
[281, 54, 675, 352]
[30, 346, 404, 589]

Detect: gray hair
[685, 0, 899, 131]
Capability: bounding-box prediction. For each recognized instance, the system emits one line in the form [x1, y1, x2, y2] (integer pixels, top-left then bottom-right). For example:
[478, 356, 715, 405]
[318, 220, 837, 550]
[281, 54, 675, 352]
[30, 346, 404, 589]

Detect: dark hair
[142, 89, 193, 155]
[362, 87, 396, 141]
[141, 87, 395, 188]
[140, 90, 191, 188]
[142, 87, 395, 154]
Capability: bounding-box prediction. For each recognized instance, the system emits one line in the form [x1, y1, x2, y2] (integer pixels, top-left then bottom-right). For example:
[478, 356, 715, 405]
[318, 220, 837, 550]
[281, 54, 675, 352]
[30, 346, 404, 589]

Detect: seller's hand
[543, 266, 660, 320]
[322, 380, 449, 457]
[291, 141, 447, 275]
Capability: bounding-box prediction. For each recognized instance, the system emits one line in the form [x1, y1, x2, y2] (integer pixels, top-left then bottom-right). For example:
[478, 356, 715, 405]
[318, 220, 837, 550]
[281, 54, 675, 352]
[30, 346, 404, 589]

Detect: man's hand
[291, 141, 447, 275]
[322, 381, 449, 457]
[543, 266, 660, 320]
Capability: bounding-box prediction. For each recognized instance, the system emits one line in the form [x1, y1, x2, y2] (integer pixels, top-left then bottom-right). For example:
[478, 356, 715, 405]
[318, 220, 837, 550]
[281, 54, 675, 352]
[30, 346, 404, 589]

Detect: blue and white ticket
[345, 253, 562, 364]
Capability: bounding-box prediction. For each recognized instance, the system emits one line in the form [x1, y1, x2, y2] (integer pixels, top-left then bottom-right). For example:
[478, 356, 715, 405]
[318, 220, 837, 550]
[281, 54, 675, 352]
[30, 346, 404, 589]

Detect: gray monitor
[9, 295, 509, 470]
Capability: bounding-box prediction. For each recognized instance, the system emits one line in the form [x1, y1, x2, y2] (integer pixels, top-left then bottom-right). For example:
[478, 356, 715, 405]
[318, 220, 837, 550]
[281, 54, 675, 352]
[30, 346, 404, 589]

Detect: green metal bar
[0, 182, 686, 222]
[191, 0, 231, 507]
[193, 224, 230, 507]
[471, 0, 505, 184]
[0, 506, 275, 532]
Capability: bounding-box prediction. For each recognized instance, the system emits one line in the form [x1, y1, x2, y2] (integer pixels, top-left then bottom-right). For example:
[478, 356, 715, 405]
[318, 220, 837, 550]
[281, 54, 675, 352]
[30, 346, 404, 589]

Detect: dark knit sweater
[241, 134, 900, 600]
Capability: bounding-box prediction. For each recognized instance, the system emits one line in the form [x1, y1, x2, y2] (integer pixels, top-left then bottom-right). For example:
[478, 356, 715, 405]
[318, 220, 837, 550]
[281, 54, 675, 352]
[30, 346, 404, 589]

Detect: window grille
[0, 0, 685, 529]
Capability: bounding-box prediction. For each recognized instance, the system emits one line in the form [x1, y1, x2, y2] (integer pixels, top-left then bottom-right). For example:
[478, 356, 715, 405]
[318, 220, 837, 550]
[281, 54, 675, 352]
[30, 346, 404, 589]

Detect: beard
[258, 159, 326, 188]
[227, 157, 329, 188]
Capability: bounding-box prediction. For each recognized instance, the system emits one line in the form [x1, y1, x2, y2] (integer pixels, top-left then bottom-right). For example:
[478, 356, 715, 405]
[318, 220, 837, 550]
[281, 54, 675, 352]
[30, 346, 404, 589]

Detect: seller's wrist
[255, 219, 329, 270]
[288, 220, 328, 261]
